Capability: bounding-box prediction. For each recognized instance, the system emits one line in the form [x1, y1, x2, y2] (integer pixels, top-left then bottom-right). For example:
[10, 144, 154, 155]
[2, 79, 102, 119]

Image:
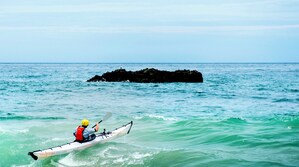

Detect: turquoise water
[0, 63, 298, 167]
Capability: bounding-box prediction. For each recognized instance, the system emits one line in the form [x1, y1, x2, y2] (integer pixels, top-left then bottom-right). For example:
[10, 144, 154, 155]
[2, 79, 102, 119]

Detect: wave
[0, 115, 66, 121]
[273, 98, 299, 103]
[143, 149, 205, 167]
[194, 91, 207, 97]
[0, 126, 29, 134]
[34, 89, 46, 93]
[251, 96, 268, 100]
[54, 143, 158, 166]
[270, 114, 299, 126]
[16, 74, 49, 79]
[41, 137, 72, 145]
[221, 117, 247, 124]
[288, 89, 299, 93]
[220, 94, 236, 99]
[133, 114, 179, 121]
[11, 164, 35, 167]
[54, 152, 98, 167]
[256, 87, 268, 91]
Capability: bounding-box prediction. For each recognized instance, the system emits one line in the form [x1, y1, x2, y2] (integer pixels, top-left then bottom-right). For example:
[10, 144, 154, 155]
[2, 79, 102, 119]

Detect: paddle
[92, 112, 112, 128]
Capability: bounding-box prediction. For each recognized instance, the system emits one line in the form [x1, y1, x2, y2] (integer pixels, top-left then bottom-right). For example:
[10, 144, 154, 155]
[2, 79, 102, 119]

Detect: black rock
[87, 68, 203, 83]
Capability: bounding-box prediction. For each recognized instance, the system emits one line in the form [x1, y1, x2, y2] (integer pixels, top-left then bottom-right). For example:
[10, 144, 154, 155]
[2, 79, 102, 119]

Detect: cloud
[0, 25, 299, 33]
[0, 2, 145, 14]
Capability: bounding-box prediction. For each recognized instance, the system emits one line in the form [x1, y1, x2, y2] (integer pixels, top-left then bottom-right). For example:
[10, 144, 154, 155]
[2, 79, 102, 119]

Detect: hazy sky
[0, 0, 299, 63]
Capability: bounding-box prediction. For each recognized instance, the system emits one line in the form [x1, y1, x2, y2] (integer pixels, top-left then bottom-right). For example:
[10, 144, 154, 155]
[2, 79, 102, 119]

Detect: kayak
[28, 121, 133, 160]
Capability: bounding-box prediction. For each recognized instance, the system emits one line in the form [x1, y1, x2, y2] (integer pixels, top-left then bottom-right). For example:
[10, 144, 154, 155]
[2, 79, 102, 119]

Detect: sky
[0, 0, 299, 63]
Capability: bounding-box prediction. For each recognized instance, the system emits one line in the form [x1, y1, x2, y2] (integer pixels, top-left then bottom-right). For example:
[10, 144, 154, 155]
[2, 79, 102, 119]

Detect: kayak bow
[28, 121, 133, 160]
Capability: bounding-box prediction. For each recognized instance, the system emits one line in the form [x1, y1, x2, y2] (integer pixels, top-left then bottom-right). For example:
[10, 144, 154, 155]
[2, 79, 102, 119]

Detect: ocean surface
[0, 63, 298, 167]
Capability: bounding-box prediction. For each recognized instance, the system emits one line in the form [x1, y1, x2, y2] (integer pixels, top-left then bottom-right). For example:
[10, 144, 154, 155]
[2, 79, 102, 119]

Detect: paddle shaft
[92, 120, 102, 128]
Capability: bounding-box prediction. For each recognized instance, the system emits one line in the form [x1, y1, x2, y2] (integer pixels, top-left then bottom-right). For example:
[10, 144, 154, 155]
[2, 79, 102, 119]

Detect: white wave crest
[134, 114, 179, 121]
[0, 126, 29, 134]
[97, 145, 157, 165]
[41, 137, 71, 144]
[148, 114, 179, 121]
[55, 152, 97, 167]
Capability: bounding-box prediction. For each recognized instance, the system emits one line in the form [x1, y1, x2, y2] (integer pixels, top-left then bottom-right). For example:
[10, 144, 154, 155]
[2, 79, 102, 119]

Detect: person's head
[81, 119, 89, 128]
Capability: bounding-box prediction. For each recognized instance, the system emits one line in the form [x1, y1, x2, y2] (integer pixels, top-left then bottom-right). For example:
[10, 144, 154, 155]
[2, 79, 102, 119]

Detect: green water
[0, 63, 298, 166]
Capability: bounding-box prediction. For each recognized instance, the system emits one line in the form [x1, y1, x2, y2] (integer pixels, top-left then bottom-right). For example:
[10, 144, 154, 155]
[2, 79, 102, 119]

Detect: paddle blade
[92, 112, 112, 128]
[102, 112, 112, 122]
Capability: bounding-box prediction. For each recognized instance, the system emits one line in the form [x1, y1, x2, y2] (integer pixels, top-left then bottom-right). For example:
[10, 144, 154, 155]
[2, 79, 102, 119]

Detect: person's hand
[95, 123, 99, 132]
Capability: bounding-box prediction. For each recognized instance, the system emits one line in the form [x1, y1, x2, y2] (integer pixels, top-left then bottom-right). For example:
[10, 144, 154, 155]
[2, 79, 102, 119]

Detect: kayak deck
[28, 121, 133, 160]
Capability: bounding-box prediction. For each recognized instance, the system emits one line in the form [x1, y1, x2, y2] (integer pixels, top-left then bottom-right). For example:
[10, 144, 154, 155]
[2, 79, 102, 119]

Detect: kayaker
[74, 119, 99, 142]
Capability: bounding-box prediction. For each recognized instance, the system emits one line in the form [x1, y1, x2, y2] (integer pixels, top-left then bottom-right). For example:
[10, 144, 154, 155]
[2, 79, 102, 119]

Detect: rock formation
[87, 68, 203, 83]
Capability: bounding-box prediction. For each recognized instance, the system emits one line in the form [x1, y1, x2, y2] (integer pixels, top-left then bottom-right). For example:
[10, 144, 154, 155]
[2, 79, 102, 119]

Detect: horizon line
[0, 62, 298, 64]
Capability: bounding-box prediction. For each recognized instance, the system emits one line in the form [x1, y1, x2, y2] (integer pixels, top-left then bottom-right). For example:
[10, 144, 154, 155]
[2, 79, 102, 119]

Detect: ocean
[0, 63, 298, 167]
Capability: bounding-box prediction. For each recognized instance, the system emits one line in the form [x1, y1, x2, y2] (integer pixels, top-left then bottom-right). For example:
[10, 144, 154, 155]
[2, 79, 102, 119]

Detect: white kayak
[28, 121, 133, 160]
